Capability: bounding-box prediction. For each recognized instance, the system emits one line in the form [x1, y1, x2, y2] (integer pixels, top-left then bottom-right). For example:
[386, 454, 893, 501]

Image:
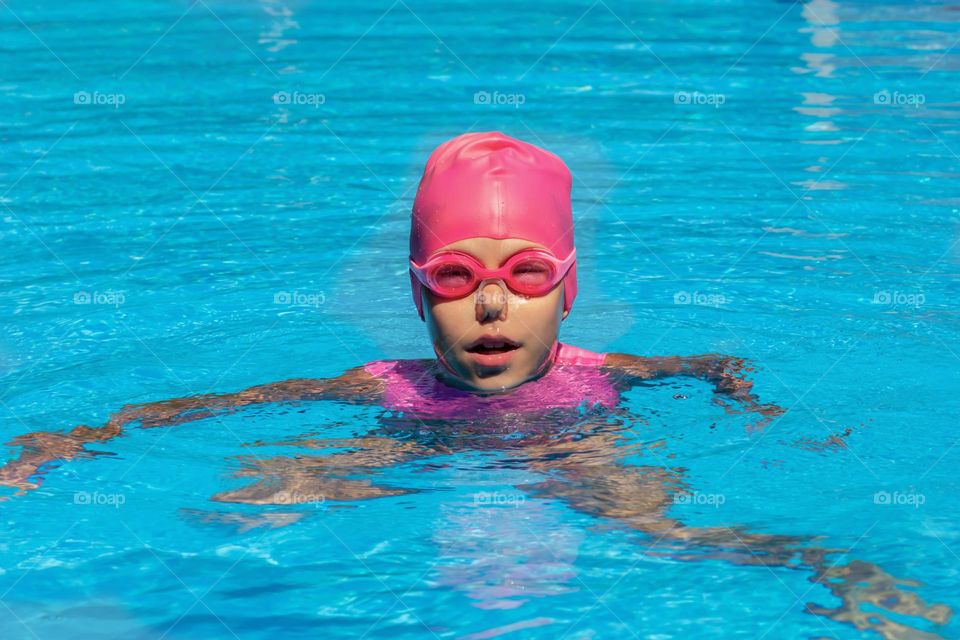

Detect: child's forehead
[433, 237, 549, 265]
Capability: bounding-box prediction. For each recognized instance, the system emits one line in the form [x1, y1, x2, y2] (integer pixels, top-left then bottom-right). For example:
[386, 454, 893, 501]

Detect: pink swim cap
[409, 131, 578, 320]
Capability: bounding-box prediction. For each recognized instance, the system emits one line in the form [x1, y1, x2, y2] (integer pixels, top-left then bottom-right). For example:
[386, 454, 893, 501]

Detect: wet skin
[419, 237, 570, 392]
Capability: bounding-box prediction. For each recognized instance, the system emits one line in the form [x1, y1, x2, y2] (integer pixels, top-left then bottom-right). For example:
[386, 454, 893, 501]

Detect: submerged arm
[0, 366, 383, 492]
[603, 352, 784, 428]
[520, 430, 952, 638]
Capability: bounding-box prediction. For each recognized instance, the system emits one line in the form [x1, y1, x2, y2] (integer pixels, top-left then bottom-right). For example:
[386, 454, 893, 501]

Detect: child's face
[422, 237, 569, 392]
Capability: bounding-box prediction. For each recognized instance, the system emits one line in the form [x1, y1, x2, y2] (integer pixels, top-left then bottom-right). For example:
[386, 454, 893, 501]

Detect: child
[0, 131, 779, 486]
[0, 133, 950, 637]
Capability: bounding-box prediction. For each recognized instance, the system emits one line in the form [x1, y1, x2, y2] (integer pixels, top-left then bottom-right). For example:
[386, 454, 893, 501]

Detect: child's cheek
[517, 289, 563, 328]
[425, 296, 473, 346]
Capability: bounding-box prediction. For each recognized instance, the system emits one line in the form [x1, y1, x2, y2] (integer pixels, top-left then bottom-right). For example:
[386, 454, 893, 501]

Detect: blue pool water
[2, 0, 960, 638]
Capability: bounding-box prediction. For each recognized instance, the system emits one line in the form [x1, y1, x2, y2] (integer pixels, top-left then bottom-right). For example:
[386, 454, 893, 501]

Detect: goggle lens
[509, 257, 554, 293]
[434, 263, 473, 292]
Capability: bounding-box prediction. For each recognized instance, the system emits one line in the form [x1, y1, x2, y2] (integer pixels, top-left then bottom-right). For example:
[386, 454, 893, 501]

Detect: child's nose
[475, 279, 509, 322]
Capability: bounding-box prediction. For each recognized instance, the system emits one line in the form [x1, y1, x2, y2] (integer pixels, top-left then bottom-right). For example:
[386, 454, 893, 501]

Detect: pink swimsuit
[363, 343, 620, 419]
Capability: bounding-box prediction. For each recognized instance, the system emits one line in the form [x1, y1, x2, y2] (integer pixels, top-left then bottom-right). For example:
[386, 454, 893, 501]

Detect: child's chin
[461, 364, 536, 393]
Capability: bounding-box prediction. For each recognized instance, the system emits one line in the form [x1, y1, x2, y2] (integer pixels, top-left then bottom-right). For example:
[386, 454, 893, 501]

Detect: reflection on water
[433, 499, 582, 610]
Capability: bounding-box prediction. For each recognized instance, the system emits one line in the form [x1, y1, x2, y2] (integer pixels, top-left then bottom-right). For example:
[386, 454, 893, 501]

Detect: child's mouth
[467, 343, 519, 354]
[465, 337, 521, 354]
[464, 336, 521, 365]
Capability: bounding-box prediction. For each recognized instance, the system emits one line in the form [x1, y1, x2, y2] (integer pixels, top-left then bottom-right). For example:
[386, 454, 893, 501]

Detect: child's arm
[0, 366, 384, 492]
[603, 353, 785, 426]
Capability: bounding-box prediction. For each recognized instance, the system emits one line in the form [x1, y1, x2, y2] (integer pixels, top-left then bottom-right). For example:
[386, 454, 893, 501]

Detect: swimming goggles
[409, 248, 576, 299]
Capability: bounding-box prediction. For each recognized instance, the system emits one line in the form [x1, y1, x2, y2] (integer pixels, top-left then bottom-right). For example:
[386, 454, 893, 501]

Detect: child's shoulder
[555, 342, 607, 367]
